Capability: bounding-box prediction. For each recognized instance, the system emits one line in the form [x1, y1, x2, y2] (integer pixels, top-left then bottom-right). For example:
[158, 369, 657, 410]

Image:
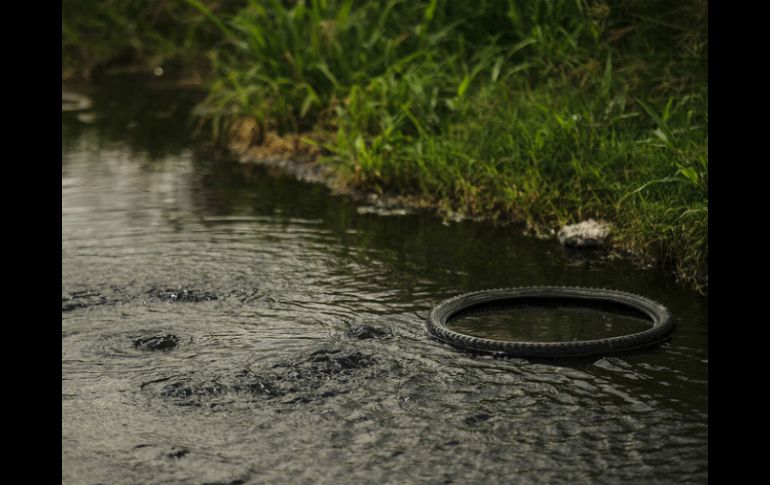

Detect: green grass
[62, 0, 708, 293]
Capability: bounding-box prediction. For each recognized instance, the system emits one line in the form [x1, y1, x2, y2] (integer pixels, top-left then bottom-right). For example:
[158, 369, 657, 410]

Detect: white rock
[557, 219, 611, 248]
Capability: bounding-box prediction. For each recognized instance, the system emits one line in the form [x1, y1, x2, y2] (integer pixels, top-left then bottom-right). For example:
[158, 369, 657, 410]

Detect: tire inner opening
[446, 297, 653, 342]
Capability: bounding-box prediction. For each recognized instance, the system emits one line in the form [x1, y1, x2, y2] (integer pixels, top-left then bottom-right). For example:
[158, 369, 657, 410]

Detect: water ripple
[62, 101, 708, 484]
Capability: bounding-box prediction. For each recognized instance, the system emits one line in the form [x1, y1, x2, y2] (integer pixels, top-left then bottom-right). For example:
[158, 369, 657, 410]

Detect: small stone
[557, 219, 611, 248]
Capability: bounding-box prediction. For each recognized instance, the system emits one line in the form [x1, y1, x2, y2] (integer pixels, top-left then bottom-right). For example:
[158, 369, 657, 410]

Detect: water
[62, 76, 708, 484]
[447, 300, 654, 342]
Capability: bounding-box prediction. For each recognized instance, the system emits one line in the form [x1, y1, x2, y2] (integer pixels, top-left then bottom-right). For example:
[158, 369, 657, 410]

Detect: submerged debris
[144, 347, 378, 409]
[345, 325, 394, 340]
[133, 333, 181, 351]
[301, 349, 376, 375]
[557, 219, 611, 248]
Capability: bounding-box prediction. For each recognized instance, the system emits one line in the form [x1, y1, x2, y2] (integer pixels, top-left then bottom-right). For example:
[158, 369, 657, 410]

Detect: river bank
[222, 115, 704, 289]
[63, 0, 707, 294]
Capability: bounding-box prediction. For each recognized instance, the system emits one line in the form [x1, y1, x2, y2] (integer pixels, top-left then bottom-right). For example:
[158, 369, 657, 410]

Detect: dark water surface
[62, 77, 707, 484]
[447, 300, 654, 343]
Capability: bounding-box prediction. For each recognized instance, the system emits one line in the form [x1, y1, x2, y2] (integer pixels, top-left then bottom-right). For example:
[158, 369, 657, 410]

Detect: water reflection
[447, 300, 652, 342]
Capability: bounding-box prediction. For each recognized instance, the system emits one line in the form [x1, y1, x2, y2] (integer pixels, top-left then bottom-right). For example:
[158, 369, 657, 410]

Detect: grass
[62, 0, 708, 293]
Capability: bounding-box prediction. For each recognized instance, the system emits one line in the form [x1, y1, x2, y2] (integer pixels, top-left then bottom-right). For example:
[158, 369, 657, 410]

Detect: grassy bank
[63, 0, 708, 293]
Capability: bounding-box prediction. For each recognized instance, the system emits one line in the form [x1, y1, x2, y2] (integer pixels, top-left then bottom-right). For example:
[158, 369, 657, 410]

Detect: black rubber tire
[426, 287, 673, 358]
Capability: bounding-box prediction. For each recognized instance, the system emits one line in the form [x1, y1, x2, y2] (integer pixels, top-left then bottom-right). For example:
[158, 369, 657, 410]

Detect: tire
[426, 287, 673, 358]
